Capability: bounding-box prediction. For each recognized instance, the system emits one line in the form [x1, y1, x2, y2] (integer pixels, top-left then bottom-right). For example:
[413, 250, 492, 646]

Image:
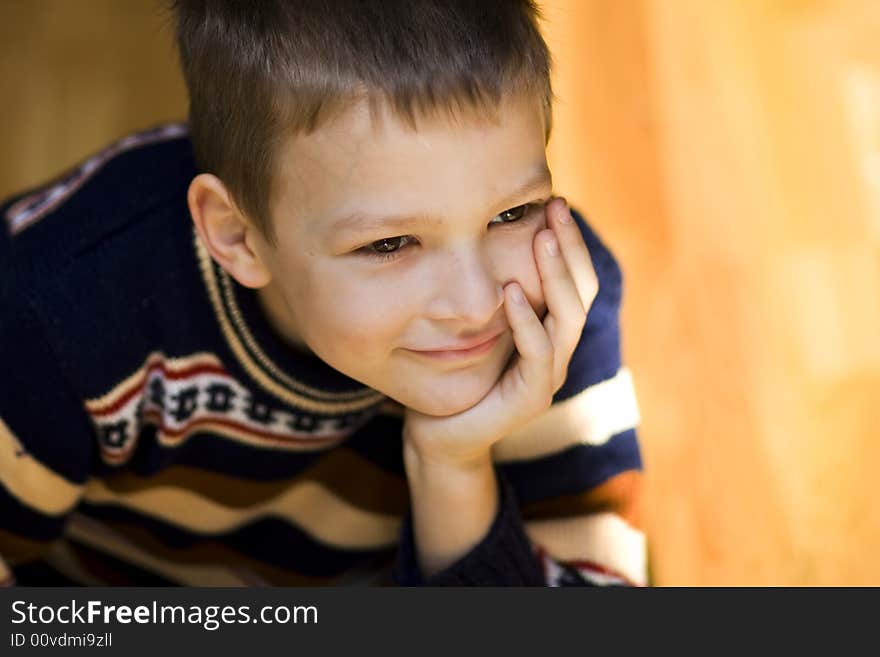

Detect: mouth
[407, 332, 503, 361]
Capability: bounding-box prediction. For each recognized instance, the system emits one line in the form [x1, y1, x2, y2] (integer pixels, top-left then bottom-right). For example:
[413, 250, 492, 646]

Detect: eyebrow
[327, 164, 553, 235]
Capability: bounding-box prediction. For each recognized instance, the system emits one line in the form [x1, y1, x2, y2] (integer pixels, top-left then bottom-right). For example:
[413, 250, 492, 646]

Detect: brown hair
[168, 0, 554, 245]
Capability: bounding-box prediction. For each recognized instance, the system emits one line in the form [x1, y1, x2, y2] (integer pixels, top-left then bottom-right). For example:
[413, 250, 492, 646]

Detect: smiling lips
[409, 329, 504, 361]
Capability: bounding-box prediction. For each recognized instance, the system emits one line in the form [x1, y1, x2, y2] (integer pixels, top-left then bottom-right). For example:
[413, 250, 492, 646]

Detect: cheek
[491, 231, 546, 307]
[308, 275, 412, 348]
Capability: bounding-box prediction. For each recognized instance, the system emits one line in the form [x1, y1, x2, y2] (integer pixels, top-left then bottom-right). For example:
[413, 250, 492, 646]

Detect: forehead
[271, 95, 550, 235]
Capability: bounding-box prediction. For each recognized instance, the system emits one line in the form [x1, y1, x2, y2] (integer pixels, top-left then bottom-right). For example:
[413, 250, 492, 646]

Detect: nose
[427, 245, 504, 324]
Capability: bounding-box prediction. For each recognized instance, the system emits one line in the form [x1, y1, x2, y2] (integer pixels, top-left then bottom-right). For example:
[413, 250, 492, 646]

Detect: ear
[187, 173, 272, 288]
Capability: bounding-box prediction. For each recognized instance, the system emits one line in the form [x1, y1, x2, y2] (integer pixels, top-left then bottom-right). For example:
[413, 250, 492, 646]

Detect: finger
[546, 198, 599, 315]
[501, 281, 554, 410]
[533, 228, 585, 391]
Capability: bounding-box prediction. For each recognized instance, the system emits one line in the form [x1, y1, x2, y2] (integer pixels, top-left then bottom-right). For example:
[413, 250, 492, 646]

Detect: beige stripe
[82, 477, 402, 550]
[65, 513, 254, 586]
[525, 511, 647, 586]
[0, 417, 83, 515]
[195, 231, 386, 414]
[84, 351, 224, 411]
[493, 367, 641, 462]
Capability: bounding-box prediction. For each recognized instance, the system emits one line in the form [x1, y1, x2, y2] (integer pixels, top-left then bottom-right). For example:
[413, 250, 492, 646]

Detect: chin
[413, 400, 472, 417]
[406, 378, 495, 417]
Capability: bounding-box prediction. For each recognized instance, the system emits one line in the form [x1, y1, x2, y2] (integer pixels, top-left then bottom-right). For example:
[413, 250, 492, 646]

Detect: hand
[402, 197, 599, 470]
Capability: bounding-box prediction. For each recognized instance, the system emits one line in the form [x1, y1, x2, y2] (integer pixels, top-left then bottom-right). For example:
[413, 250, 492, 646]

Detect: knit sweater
[0, 124, 645, 587]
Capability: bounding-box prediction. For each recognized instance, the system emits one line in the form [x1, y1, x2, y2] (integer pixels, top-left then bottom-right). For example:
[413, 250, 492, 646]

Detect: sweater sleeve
[0, 273, 95, 583]
[491, 208, 646, 586]
[391, 464, 545, 586]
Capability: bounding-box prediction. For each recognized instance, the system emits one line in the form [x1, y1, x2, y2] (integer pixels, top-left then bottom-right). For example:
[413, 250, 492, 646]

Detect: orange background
[1, 0, 878, 585]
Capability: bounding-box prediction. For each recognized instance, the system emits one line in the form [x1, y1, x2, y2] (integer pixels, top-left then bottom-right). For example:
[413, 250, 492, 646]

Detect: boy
[0, 0, 644, 586]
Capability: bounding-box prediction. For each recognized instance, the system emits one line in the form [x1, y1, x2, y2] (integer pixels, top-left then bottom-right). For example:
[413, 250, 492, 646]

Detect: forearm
[402, 443, 499, 578]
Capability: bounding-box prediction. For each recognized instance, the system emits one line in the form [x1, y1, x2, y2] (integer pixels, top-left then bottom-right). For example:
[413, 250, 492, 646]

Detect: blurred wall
[0, 0, 186, 199]
[544, 0, 880, 585]
[2, 0, 878, 584]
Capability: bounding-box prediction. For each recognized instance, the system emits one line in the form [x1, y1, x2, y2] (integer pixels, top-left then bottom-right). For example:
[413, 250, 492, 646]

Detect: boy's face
[253, 94, 553, 417]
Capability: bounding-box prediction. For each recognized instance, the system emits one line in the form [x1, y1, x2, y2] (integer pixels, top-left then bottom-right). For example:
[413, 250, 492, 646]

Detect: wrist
[402, 434, 494, 475]
[403, 445, 496, 496]
[402, 445, 499, 578]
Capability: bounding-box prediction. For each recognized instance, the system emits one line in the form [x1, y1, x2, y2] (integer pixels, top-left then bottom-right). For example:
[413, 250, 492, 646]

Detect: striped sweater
[0, 124, 644, 586]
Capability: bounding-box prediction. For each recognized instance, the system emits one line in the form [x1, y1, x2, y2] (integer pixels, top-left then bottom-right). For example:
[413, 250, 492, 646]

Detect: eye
[357, 203, 541, 263]
[359, 235, 417, 263]
[491, 204, 531, 224]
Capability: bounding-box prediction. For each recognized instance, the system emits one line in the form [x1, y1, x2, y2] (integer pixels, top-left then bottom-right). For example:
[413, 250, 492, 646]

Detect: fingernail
[510, 283, 526, 305]
[544, 233, 559, 256]
[558, 205, 573, 224]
